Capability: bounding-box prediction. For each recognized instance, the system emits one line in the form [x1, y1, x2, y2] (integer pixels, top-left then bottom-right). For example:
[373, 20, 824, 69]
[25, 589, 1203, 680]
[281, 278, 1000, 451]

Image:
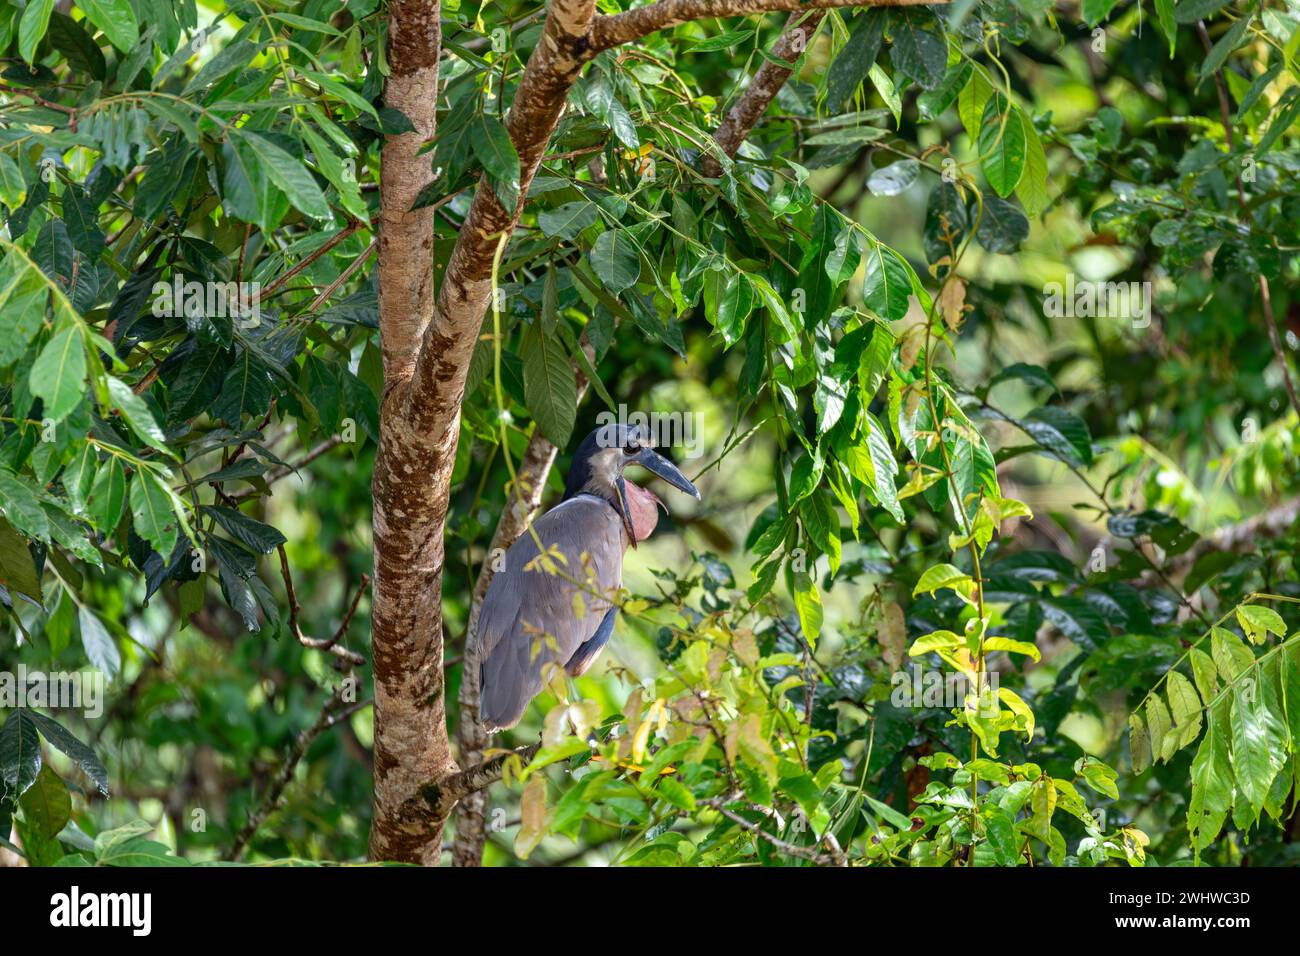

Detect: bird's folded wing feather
[478, 495, 626, 727]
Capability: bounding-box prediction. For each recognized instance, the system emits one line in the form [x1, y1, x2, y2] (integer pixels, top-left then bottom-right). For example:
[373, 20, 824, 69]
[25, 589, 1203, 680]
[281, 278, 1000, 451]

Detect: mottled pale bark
[369, 0, 450, 865]
[376, 0, 442, 381]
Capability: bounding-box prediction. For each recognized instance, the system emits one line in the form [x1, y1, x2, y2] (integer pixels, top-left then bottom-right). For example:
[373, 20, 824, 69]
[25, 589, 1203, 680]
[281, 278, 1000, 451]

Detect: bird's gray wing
[479, 495, 626, 730]
[565, 606, 618, 677]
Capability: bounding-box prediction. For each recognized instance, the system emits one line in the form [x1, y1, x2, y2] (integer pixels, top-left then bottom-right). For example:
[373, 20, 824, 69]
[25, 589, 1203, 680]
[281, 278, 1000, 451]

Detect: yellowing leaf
[514, 774, 549, 859]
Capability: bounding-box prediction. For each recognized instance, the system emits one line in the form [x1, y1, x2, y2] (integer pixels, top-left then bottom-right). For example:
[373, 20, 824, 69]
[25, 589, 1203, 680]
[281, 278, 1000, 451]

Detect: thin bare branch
[277, 544, 369, 666]
[227, 686, 372, 860]
[590, 0, 933, 52]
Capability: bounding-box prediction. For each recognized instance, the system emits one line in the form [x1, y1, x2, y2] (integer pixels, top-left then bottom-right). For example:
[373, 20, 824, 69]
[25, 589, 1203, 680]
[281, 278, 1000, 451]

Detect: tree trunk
[369, 0, 453, 865]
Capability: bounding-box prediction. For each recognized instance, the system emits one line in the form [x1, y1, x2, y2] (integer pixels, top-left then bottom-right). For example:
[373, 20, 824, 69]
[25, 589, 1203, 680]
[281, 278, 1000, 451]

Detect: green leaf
[1190, 647, 1219, 704]
[19, 0, 55, 64]
[107, 376, 172, 456]
[1187, 701, 1231, 847]
[862, 243, 912, 321]
[212, 351, 275, 425]
[655, 776, 697, 812]
[908, 629, 962, 656]
[522, 320, 577, 448]
[301, 126, 366, 221]
[825, 11, 885, 107]
[825, 226, 863, 283]
[0, 469, 50, 541]
[913, 563, 975, 600]
[1154, 0, 1177, 56]
[47, 12, 106, 80]
[713, 271, 754, 346]
[1020, 405, 1093, 466]
[1229, 665, 1287, 822]
[29, 321, 86, 423]
[1014, 119, 1050, 217]
[1166, 670, 1203, 749]
[979, 96, 1027, 197]
[867, 160, 920, 197]
[1041, 596, 1109, 650]
[183, 36, 257, 94]
[685, 28, 754, 53]
[1174, 0, 1233, 23]
[976, 195, 1029, 253]
[234, 130, 332, 221]
[0, 515, 41, 602]
[1233, 64, 1280, 123]
[918, 60, 972, 122]
[589, 230, 641, 295]
[98, 836, 188, 866]
[79, 604, 121, 680]
[957, 68, 994, 141]
[1129, 713, 1151, 773]
[1198, 13, 1252, 87]
[0, 709, 41, 797]
[792, 571, 822, 647]
[983, 637, 1041, 661]
[1211, 626, 1254, 682]
[1236, 604, 1285, 645]
[88, 456, 125, 530]
[1258, 87, 1300, 156]
[862, 410, 903, 521]
[19, 764, 71, 840]
[1146, 694, 1174, 764]
[1082, 0, 1122, 25]
[0, 153, 26, 208]
[471, 114, 521, 212]
[799, 491, 841, 574]
[129, 468, 177, 559]
[76, 0, 138, 51]
[580, 74, 639, 149]
[983, 804, 1019, 864]
[888, 8, 947, 90]
[1078, 758, 1120, 800]
[202, 505, 286, 555]
[537, 202, 598, 241]
[28, 711, 109, 795]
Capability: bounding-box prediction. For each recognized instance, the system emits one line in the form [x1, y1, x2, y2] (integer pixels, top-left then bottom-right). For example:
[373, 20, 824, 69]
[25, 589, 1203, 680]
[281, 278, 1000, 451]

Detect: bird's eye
[623, 442, 640, 455]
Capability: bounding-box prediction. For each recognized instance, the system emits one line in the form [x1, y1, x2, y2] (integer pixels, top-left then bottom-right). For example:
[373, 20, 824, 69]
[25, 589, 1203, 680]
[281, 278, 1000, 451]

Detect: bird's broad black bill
[628, 448, 700, 499]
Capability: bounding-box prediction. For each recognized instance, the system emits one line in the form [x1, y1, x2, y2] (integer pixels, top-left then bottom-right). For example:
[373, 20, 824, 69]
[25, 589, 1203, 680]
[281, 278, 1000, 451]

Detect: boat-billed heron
[478, 423, 699, 731]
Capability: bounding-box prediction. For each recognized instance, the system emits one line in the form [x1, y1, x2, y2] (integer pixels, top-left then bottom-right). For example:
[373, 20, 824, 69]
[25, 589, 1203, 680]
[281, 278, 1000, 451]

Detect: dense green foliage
[1, 0, 1299, 866]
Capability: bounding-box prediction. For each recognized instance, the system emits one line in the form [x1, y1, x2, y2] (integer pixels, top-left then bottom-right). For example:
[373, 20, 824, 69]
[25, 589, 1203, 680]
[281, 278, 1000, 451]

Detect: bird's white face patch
[579, 446, 624, 496]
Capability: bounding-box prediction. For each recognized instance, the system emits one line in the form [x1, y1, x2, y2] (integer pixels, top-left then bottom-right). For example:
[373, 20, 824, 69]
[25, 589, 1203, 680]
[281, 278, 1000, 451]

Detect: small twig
[258, 219, 364, 301]
[701, 793, 846, 866]
[307, 238, 376, 313]
[226, 687, 372, 859]
[0, 82, 78, 125]
[277, 544, 368, 666]
[228, 436, 344, 503]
